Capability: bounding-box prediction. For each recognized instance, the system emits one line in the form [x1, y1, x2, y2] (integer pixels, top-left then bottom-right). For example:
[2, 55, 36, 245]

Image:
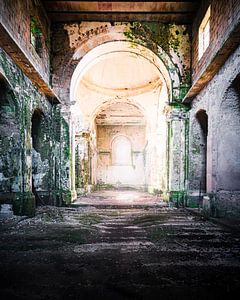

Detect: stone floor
[73, 190, 166, 207]
[0, 190, 240, 299]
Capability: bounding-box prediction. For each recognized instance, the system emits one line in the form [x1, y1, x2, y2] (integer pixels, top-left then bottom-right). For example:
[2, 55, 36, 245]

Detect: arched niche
[95, 101, 146, 188]
[31, 109, 49, 205]
[195, 109, 208, 193]
[189, 109, 208, 194]
[112, 135, 132, 166]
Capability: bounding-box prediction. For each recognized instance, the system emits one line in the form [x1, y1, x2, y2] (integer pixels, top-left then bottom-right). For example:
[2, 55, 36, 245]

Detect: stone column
[58, 110, 72, 204]
[166, 106, 189, 206]
[75, 131, 92, 195]
[70, 119, 77, 200]
[14, 99, 35, 216]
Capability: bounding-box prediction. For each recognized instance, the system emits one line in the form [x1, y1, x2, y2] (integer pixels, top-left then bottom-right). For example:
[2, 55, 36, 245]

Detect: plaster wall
[97, 125, 145, 188]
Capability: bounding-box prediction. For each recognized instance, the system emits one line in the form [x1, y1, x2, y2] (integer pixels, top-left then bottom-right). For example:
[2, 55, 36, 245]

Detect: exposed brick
[192, 0, 240, 82]
[0, 0, 51, 83]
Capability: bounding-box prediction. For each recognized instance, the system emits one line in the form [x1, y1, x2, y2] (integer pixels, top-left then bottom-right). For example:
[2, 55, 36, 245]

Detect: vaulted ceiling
[41, 1, 199, 23]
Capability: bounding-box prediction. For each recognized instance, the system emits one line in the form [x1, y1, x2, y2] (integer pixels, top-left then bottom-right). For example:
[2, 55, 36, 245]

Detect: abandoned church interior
[0, 0, 239, 218]
[0, 0, 240, 298]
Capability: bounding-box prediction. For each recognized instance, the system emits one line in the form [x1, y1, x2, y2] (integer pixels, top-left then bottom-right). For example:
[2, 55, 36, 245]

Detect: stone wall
[189, 45, 240, 217]
[0, 79, 20, 195]
[0, 48, 69, 215]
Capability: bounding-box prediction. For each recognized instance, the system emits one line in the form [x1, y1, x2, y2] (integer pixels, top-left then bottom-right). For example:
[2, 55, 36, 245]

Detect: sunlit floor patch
[74, 241, 154, 254]
[73, 189, 167, 207]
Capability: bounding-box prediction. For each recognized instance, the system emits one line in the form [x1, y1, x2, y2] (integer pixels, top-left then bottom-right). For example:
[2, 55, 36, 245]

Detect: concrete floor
[0, 190, 240, 299]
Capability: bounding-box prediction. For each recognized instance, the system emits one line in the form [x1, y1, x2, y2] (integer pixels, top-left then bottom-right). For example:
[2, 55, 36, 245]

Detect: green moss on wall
[123, 22, 191, 100]
[0, 48, 65, 215]
[124, 22, 180, 55]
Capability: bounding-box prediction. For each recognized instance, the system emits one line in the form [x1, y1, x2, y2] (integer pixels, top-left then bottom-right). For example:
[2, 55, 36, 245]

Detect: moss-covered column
[58, 111, 72, 205]
[75, 133, 86, 195]
[75, 131, 91, 195]
[166, 105, 189, 207]
[14, 97, 35, 216]
[70, 118, 77, 200]
[47, 103, 61, 206]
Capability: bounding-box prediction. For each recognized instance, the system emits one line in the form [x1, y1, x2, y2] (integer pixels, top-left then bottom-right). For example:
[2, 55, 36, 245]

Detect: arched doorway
[196, 109, 208, 193]
[188, 109, 208, 206]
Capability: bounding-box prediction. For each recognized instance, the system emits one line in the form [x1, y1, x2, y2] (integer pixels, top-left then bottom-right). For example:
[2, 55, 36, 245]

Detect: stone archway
[69, 41, 172, 196]
[52, 22, 190, 107]
[195, 109, 208, 194]
[51, 21, 191, 201]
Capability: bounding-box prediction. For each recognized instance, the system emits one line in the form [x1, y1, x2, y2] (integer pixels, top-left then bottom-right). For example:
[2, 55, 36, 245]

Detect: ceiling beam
[42, 1, 196, 3]
[47, 10, 195, 14]
[48, 13, 193, 23]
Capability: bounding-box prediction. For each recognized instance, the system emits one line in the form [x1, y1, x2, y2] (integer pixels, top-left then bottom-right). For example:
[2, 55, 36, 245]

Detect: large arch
[66, 33, 185, 199]
[54, 23, 184, 108]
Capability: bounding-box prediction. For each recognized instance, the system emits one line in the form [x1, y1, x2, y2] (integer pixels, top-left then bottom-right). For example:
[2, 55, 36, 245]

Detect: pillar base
[61, 190, 76, 205]
[13, 192, 36, 217]
[169, 191, 186, 207]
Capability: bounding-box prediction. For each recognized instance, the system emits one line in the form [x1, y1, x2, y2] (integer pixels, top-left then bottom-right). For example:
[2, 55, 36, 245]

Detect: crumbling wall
[0, 81, 21, 195]
[189, 45, 240, 217]
[0, 48, 67, 215]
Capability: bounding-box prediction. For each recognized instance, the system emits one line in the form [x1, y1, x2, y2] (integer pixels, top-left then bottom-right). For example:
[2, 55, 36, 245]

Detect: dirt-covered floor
[0, 190, 240, 299]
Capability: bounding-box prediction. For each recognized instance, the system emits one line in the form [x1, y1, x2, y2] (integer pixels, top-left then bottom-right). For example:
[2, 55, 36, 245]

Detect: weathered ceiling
[41, 1, 199, 23]
[81, 51, 161, 96]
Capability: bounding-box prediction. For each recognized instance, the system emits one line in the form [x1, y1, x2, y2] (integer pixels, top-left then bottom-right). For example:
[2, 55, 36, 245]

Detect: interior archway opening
[70, 41, 171, 196]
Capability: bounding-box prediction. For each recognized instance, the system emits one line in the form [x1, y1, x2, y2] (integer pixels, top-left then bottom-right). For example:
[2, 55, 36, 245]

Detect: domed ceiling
[81, 52, 161, 96]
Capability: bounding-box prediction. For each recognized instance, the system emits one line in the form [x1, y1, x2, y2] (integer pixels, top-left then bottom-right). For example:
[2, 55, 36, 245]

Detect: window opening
[199, 6, 211, 59]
